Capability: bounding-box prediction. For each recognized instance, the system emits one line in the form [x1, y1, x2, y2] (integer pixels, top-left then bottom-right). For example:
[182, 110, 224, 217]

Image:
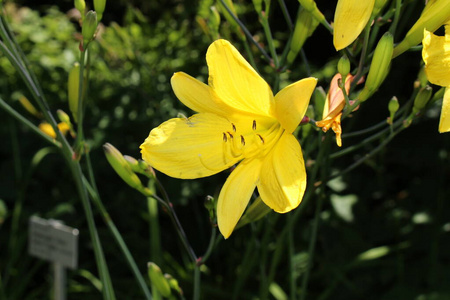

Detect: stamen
[240, 135, 246, 146]
[252, 120, 256, 131]
[257, 134, 265, 144]
[231, 123, 236, 132]
[222, 132, 228, 142]
[227, 131, 234, 139]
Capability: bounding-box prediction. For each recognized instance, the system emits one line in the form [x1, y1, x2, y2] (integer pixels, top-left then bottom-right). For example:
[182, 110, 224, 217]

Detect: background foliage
[1, 0, 450, 299]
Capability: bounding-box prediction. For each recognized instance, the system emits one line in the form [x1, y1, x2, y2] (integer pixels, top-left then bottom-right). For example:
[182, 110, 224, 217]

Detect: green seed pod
[358, 32, 394, 101]
[148, 262, 171, 298]
[337, 55, 351, 78]
[68, 62, 80, 123]
[82, 10, 97, 48]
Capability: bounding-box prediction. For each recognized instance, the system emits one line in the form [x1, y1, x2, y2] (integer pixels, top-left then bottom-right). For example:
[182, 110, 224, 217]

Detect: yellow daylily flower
[140, 39, 317, 238]
[39, 122, 70, 139]
[422, 25, 450, 133]
[333, 0, 375, 50]
[316, 74, 353, 146]
[393, 0, 450, 58]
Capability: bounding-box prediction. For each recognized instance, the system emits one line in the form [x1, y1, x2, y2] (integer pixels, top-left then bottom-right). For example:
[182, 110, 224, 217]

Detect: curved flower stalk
[316, 74, 353, 146]
[140, 39, 317, 238]
[333, 0, 375, 50]
[422, 25, 450, 132]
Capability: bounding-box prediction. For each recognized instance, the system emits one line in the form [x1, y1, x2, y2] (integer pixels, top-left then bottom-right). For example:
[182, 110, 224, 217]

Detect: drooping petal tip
[333, 0, 376, 50]
[274, 77, 318, 133]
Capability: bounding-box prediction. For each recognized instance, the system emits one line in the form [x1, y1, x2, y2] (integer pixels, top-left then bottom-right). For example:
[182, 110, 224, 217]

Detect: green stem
[147, 196, 162, 265]
[0, 97, 60, 147]
[200, 228, 217, 264]
[389, 0, 402, 36]
[70, 162, 116, 300]
[218, 0, 272, 64]
[288, 218, 296, 300]
[299, 190, 324, 300]
[329, 126, 405, 181]
[75, 49, 86, 148]
[278, 0, 294, 30]
[83, 177, 153, 300]
[350, 19, 372, 92]
[193, 266, 201, 300]
[260, 13, 279, 68]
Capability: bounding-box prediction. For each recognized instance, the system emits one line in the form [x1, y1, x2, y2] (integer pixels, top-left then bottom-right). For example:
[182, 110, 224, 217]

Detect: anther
[231, 123, 236, 132]
[240, 135, 246, 146]
[257, 134, 265, 144]
[222, 132, 228, 142]
[227, 131, 234, 139]
[252, 120, 256, 131]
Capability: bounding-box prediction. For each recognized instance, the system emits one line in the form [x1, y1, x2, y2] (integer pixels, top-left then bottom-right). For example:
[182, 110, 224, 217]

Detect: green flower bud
[388, 97, 399, 114]
[287, 7, 319, 65]
[74, 0, 86, 15]
[387, 96, 399, 125]
[252, 0, 262, 14]
[236, 197, 271, 229]
[358, 32, 393, 101]
[103, 143, 147, 193]
[148, 262, 171, 298]
[393, 0, 450, 58]
[413, 85, 432, 113]
[337, 55, 351, 78]
[297, 0, 326, 24]
[68, 62, 80, 123]
[57, 109, 71, 125]
[94, 0, 106, 22]
[372, 0, 389, 16]
[82, 10, 97, 48]
[164, 274, 183, 296]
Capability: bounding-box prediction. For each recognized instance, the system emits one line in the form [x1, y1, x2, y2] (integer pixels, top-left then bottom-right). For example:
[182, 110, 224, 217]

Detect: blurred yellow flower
[333, 0, 375, 50]
[39, 122, 70, 139]
[422, 25, 450, 132]
[140, 39, 317, 238]
[316, 74, 353, 146]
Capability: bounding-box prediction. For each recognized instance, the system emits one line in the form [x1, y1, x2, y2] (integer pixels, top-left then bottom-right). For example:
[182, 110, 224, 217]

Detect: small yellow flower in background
[333, 0, 375, 50]
[316, 74, 353, 147]
[422, 25, 450, 133]
[140, 39, 317, 238]
[39, 122, 70, 139]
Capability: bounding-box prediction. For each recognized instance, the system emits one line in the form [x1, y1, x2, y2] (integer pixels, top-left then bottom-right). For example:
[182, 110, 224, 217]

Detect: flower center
[221, 119, 283, 162]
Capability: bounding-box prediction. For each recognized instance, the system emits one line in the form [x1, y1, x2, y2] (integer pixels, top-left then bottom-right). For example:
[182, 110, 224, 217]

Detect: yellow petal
[171, 72, 232, 116]
[422, 29, 450, 87]
[333, 0, 376, 50]
[140, 113, 241, 179]
[258, 133, 306, 213]
[439, 87, 450, 133]
[217, 158, 262, 238]
[274, 77, 317, 133]
[206, 39, 275, 118]
[39, 122, 56, 138]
